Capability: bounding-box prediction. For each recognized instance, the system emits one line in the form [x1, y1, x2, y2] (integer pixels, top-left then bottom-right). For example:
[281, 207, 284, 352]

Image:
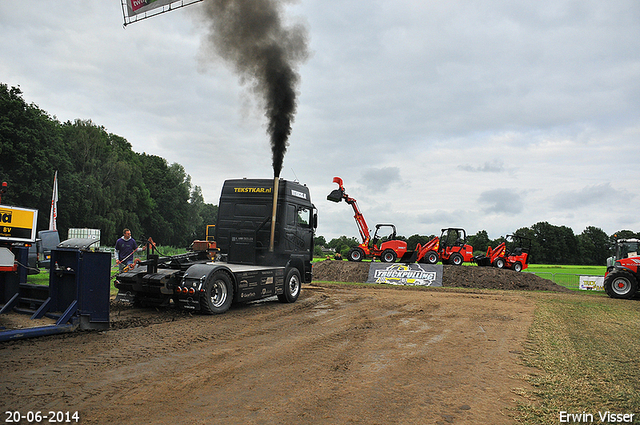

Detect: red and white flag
[49, 171, 58, 231]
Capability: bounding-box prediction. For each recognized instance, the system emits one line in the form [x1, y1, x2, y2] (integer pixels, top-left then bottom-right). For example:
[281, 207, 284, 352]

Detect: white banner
[579, 275, 604, 291]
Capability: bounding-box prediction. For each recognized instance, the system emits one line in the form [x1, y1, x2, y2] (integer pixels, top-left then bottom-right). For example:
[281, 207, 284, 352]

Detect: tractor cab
[607, 238, 640, 267]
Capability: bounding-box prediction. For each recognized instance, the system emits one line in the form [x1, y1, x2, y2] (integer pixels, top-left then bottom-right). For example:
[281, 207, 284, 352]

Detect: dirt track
[0, 268, 545, 425]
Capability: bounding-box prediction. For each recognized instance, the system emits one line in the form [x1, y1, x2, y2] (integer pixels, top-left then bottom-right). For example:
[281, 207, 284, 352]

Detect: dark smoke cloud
[201, 0, 309, 177]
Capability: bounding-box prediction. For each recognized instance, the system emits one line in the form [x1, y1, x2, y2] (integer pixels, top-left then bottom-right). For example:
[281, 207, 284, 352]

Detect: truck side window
[297, 207, 311, 228]
[286, 204, 297, 226]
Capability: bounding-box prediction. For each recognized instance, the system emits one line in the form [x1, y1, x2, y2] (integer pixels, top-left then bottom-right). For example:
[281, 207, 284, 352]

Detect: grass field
[525, 264, 607, 276]
[517, 291, 640, 424]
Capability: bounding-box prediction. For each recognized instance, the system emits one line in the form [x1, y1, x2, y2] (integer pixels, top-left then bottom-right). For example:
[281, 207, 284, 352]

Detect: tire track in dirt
[1, 284, 537, 425]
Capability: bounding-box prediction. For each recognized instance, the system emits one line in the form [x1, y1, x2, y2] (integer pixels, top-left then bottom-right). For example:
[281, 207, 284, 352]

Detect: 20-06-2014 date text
[5, 411, 79, 423]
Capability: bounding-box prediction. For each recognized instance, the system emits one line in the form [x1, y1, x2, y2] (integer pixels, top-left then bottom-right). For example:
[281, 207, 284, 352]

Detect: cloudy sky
[1, 1, 638, 241]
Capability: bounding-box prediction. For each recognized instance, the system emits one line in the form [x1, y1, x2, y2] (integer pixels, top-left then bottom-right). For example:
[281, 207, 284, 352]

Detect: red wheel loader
[409, 228, 473, 265]
[473, 234, 531, 272]
[327, 177, 407, 262]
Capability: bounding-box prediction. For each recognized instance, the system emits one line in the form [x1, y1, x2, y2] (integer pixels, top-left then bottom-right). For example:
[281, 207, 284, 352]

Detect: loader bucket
[327, 189, 343, 203]
[473, 255, 491, 267]
[400, 250, 418, 263]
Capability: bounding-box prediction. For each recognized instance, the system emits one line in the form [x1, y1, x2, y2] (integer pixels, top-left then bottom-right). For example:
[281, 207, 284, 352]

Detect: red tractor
[411, 228, 473, 265]
[473, 234, 531, 272]
[327, 177, 407, 263]
[604, 238, 640, 299]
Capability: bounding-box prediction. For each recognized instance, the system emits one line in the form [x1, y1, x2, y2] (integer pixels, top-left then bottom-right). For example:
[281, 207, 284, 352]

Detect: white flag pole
[49, 171, 58, 231]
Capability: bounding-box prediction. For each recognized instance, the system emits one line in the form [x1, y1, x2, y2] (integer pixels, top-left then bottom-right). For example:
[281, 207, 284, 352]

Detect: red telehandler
[472, 234, 531, 272]
[327, 177, 407, 262]
[410, 228, 474, 265]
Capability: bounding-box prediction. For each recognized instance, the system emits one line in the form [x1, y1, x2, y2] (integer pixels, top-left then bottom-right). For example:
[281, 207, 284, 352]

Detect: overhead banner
[367, 263, 443, 287]
[126, 0, 175, 16]
[122, 0, 203, 25]
[0, 205, 38, 243]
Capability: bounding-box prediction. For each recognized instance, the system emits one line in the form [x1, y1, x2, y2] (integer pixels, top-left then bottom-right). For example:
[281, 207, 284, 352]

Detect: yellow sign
[0, 205, 38, 242]
[234, 187, 272, 193]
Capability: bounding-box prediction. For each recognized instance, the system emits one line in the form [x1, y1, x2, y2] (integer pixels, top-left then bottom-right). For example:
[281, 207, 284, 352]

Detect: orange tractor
[473, 234, 531, 272]
[327, 177, 407, 262]
[410, 228, 474, 265]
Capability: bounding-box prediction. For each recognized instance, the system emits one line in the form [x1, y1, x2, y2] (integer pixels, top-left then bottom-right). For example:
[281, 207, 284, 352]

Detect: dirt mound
[312, 260, 571, 292]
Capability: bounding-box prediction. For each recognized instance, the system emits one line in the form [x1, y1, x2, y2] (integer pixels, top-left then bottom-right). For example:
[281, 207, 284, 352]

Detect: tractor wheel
[604, 270, 638, 299]
[348, 248, 365, 262]
[278, 267, 301, 303]
[512, 262, 523, 272]
[450, 253, 464, 266]
[381, 249, 397, 263]
[425, 251, 439, 264]
[494, 258, 506, 269]
[201, 270, 234, 314]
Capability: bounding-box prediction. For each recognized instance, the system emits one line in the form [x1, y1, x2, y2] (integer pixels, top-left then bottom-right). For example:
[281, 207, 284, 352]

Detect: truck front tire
[279, 268, 301, 303]
[201, 270, 234, 314]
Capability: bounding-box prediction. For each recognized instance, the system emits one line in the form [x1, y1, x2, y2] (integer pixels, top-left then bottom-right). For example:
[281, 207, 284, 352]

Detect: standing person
[115, 228, 138, 272]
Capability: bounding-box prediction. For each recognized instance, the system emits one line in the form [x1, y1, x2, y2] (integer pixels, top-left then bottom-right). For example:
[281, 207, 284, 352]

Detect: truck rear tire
[512, 262, 523, 272]
[201, 270, 234, 314]
[278, 268, 301, 303]
[604, 270, 638, 299]
[381, 249, 397, 263]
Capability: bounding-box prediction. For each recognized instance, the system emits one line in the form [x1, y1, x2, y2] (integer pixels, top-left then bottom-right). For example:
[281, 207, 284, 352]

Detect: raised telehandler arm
[327, 177, 370, 246]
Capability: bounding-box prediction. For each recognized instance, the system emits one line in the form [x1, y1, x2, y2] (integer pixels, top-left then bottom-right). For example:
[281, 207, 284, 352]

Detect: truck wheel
[278, 268, 301, 303]
[201, 270, 233, 314]
[604, 270, 638, 299]
[494, 258, 506, 269]
[348, 248, 364, 262]
[450, 253, 463, 266]
[381, 249, 397, 263]
[512, 262, 523, 272]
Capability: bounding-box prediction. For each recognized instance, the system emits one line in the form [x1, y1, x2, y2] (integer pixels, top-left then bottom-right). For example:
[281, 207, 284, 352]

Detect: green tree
[577, 226, 610, 265]
[468, 230, 491, 255]
[328, 236, 359, 255]
[314, 235, 327, 247]
[0, 84, 71, 231]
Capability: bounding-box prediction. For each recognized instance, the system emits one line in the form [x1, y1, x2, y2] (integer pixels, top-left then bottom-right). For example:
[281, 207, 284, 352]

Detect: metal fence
[524, 271, 582, 290]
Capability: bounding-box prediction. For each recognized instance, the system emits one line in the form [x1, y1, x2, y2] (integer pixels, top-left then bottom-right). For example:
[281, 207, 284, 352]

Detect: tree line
[0, 83, 217, 247]
[317, 225, 639, 266]
[3, 83, 636, 264]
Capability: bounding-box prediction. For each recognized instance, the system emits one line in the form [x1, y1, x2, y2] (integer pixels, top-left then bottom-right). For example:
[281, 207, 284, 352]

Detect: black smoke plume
[201, 0, 309, 177]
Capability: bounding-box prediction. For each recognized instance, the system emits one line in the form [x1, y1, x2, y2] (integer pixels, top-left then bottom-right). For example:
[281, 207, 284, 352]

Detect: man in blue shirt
[115, 228, 139, 272]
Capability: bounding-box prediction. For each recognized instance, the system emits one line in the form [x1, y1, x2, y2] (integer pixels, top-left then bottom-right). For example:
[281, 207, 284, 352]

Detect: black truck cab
[114, 178, 317, 314]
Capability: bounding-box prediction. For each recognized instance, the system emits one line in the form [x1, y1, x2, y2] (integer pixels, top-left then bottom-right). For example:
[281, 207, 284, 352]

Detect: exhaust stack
[269, 177, 280, 252]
